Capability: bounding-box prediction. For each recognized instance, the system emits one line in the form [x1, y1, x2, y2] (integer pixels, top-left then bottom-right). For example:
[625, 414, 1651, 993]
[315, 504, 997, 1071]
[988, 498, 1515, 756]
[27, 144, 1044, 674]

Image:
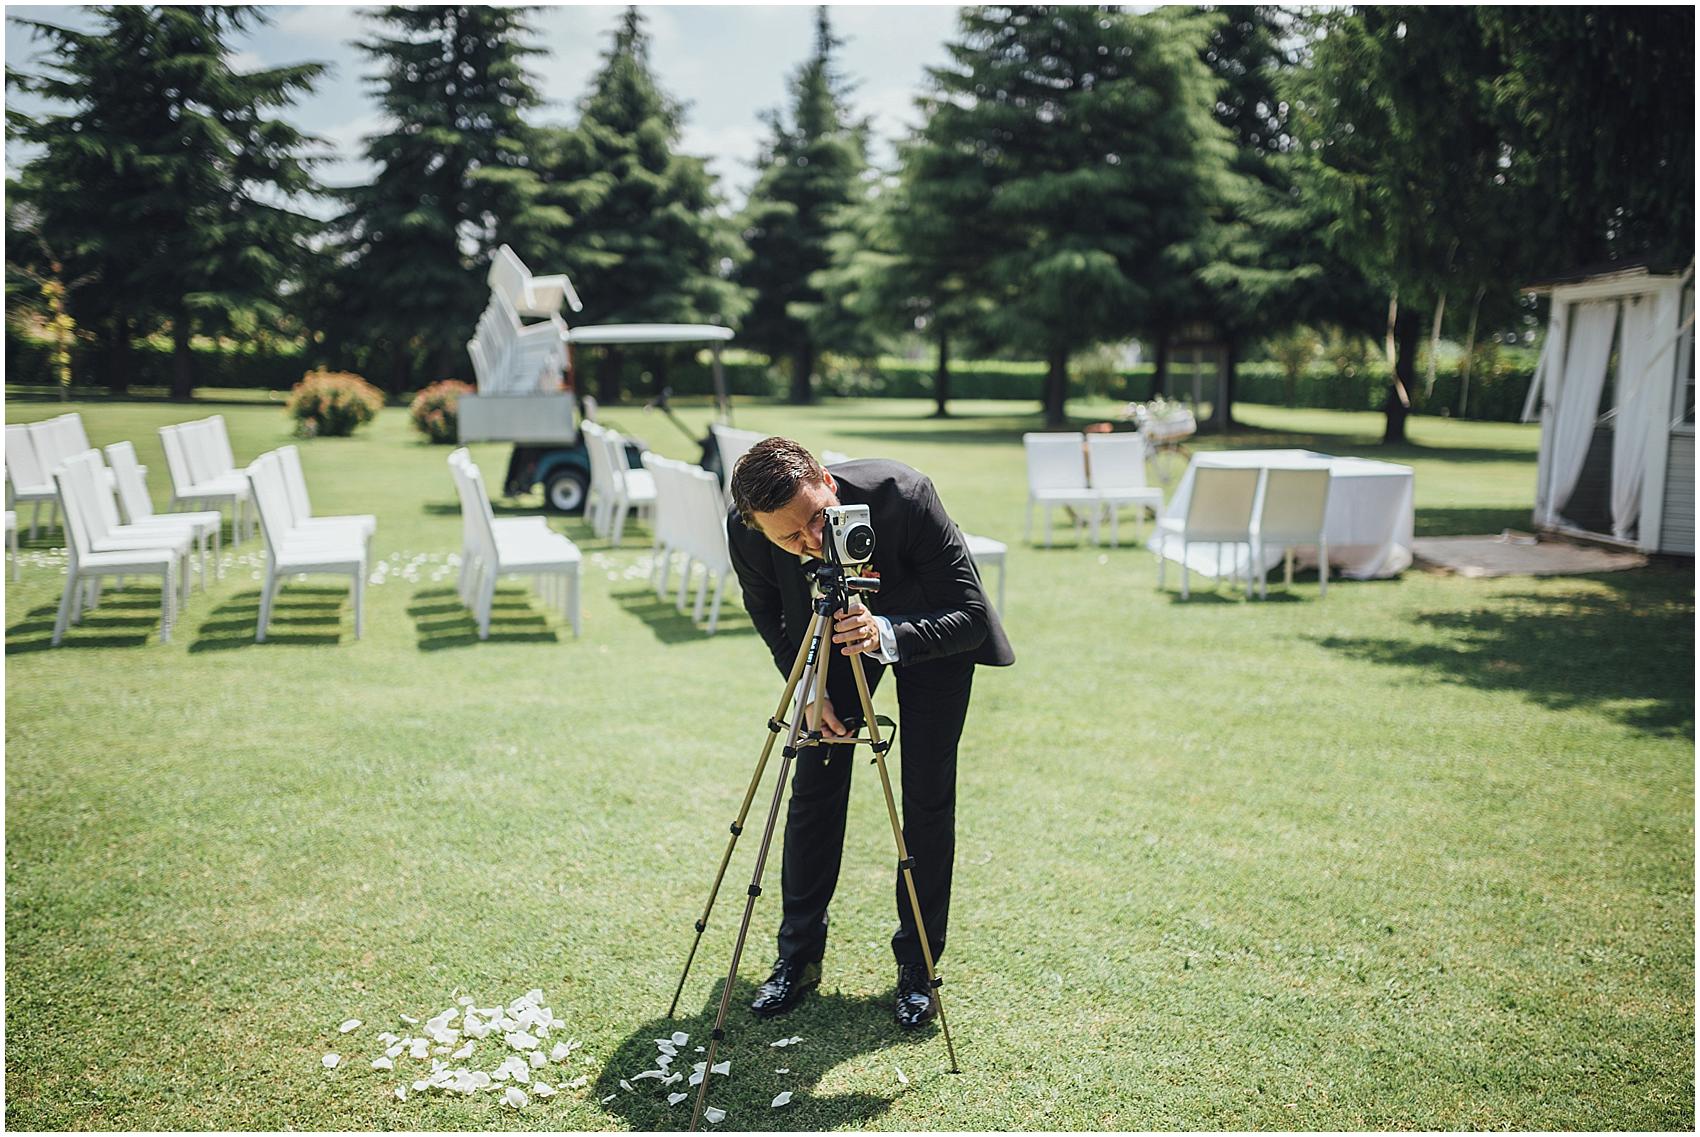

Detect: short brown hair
[730, 437, 825, 529]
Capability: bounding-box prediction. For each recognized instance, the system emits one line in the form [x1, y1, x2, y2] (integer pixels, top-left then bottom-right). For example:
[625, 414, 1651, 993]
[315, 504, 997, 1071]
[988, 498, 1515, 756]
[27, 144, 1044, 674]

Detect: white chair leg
[477, 569, 497, 640]
[52, 572, 77, 645]
[706, 572, 725, 636]
[257, 571, 281, 643]
[568, 568, 581, 638]
[1319, 541, 1328, 599]
[693, 572, 708, 624]
[1024, 500, 1033, 544]
[997, 562, 1006, 613]
[1181, 540, 1191, 600]
[354, 572, 364, 639]
[1156, 541, 1166, 591]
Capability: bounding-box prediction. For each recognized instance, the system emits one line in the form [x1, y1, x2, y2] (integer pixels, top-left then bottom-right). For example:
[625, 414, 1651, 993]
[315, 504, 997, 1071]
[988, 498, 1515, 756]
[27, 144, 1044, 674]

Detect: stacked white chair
[1023, 432, 1105, 547]
[641, 453, 734, 633]
[104, 440, 224, 580]
[1085, 432, 1165, 546]
[1251, 466, 1332, 600]
[467, 288, 568, 396]
[487, 243, 582, 319]
[73, 448, 208, 593]
[160, 421, 251, 543]
[1152, 465, 1261, 600]
[52, 451, 192, 645]
[5, 422, 60, 537]
[449, 450, 581, 639]
[246, 450, 368, 642]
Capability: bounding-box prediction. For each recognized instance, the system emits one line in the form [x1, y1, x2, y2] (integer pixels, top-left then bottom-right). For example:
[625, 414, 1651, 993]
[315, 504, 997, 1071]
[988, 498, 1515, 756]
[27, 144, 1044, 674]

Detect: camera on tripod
[825, 504, 875, 567]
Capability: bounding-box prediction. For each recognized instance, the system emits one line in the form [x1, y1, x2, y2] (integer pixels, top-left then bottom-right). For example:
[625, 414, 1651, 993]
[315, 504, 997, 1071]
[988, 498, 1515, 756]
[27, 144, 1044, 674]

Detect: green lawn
[5, 392, 1693, 1130]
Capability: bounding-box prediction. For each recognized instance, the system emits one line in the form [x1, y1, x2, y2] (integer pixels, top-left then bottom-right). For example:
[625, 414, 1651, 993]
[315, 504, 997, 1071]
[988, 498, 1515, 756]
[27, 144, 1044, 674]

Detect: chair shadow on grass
[407, 585, 561, 650]
[1312, 568, 1695, 737]
[5, 589, 165, 653]
[188, 586, 348, 652]
[594, 978, 934, 1132]
[609, 584, 756, 645]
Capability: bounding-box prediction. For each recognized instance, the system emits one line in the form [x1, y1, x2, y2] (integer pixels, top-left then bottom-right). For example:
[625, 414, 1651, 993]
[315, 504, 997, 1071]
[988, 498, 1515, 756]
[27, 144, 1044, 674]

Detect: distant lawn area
[5, 392, 1692, 1131]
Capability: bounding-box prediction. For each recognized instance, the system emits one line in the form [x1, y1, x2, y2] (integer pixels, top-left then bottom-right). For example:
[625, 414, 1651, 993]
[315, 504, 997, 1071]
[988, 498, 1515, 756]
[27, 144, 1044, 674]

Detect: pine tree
[7, 6, 325, 397]
[324, 6, 549, 392]
[519, 7, 745, 404]
[912, 5, 1231, 427]
[737, 7, 870, 404]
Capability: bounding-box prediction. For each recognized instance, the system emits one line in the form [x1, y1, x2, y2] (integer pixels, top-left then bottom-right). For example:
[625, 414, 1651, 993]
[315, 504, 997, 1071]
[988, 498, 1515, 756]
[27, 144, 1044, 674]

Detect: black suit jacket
[726, 459, 1015, 680]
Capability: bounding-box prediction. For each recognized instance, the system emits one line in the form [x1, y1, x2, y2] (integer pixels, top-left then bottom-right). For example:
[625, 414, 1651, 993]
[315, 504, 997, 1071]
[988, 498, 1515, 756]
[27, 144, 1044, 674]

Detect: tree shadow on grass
[1311, 570, 1695, 737]
[595, 979, 938, 1132]
[188, 588, 347, 652]
[407, 586, 562, 650]
[609, 584, 755, 644]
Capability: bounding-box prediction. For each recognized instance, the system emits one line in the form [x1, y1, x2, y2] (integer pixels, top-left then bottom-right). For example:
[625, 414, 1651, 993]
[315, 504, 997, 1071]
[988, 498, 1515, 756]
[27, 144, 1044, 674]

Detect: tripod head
[809, 507, 879, 611]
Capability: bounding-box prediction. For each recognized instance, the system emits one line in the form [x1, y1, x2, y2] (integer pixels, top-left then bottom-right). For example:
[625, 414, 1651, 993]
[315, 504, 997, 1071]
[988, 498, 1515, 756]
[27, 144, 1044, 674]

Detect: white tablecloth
[1153, 449, 1415, 580]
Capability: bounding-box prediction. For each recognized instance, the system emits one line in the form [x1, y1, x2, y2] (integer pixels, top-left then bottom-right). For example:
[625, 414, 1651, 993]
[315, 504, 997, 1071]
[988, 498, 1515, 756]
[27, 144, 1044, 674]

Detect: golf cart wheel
[544, 468, 589, 514]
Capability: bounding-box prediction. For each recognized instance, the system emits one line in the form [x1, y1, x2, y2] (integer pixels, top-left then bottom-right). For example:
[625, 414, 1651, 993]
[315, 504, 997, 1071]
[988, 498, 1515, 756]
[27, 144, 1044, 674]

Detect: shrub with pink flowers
[286, 370, 385, 438]
[409, 379, 475, 445]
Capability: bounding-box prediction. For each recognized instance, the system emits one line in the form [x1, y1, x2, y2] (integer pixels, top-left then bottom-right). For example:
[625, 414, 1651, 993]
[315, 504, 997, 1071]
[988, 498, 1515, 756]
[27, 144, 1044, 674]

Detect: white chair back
[206, 415, 237, 475]
[709, 423, 768, 493]
[686, 464, 731, 571]
[27, 420, 71, 476]
[181, 421, 226, 485]
[52, 459, 98, 567]
[158, 425, 196, 497]
[1085, 432, 1150, 491]
[277, 445, 315, 529]
[245, 453, 294, 556]
[104, 441, 157, 522]
[67, 449, 127, 539]
[1257, 466, 1331, 544]
[6, 423, 52, 491]
[1023, 432, 1089, 493]
[59, 413, 92, 455]
[1183, 466, 1260, 542]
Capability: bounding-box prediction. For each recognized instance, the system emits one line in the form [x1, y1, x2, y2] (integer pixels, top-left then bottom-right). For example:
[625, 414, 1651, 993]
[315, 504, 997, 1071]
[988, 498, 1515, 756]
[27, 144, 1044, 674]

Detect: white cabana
[1521, 263, 1695, 555]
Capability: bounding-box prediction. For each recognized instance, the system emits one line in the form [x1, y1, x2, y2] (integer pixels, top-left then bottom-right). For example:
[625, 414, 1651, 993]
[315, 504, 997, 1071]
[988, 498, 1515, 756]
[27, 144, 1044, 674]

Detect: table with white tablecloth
[1151, 449, 1415, 580]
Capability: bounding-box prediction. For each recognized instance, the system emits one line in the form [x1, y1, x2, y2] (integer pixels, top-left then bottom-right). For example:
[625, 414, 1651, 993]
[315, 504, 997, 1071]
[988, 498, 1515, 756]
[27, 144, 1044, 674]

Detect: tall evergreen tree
[7, 7, 325, 397]
[912, 5, 1231, 427]
[737, 7, 870, 404]
[518, 7, 745, 404]
[323, 6, 549, 392]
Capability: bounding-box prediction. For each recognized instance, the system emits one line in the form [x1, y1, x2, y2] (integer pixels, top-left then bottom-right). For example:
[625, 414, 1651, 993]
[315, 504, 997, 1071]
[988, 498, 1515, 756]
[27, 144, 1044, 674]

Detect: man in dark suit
[725, 437, 1014, 1030]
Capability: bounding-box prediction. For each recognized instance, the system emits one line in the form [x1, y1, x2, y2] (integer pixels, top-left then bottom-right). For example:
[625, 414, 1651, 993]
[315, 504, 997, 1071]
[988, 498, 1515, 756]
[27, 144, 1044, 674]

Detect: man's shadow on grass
[407, 585, 562, 650]
[188, 587, 347, 651]
[609, 584, 756, 644]
[594, 977, 935, 1131]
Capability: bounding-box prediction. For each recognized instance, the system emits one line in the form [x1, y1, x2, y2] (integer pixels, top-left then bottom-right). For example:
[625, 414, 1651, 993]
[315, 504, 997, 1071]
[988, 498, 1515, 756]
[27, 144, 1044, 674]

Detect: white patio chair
[641, 452, 688, 600]
[6, 423, 59, 537]
[962, 532, 1008, 612]
[61, 450, 195, 609]
[73, 448, 207, 593]
[677, 462, 734, 633]
[595, 427, 655, 548]
[448, 448, 554, 605]
[452, 457, 581, 639]
[1252, 465, 1332, 600]
[1022, 432, 1102, 547]
[487, 243, 582, 318]
[578, 420, 616, 537]
[1153, 465, 1261, 600]
[106, 440, 223, 582]
[246, 451, 367, 642]
[5, 509, 17, 581]
[277, 445, 376, 548]
[160, 423, 251, 543]
[1086, 432, 1165, 546]
[51, 459, 179, 646]
[709, 423, 768, 495]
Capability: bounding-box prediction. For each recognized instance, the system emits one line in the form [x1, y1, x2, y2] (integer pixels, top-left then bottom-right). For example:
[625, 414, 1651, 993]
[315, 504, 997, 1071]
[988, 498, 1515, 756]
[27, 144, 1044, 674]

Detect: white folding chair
[452, 456, 581, 639]
[679, 464, 733, 633]
[51, 460, 179, 646]
[104, 441, 224, 582]
[596, 428, 655, 548]
[962, 532, 1008, 612]
[641, 452, 687, 600]
[1252, 466, 1332, 600]
[1022, 432, 1102, 546]
[61, 451, 195, 609]
[1153, 465, 1261, 600]
[246, 451, 367, 642]
[73, 448, 207, 593]
[448, 448, 554, 605]
[276, 445, 376, 548]
[1086, 432, 1165, 546]
[160, 423, 251, 543]
[5, 423, 60, 538]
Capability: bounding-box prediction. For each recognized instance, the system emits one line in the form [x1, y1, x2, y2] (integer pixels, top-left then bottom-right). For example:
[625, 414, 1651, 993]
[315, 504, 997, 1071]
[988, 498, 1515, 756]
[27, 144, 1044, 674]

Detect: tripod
[666, 559, 960, 1131]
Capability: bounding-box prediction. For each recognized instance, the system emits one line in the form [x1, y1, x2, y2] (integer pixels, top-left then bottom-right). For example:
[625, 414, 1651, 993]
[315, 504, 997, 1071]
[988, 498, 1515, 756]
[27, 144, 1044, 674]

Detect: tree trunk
[171, 309, 194, 401]
[1043, 345, 1069, 428]
[389, 348, 410, 396]
[596, 346, 625, 406]
[107, 316, 131, 396]
[932, 332, 951, 417]
[1382, 307, 1422, 445]
[789, 342, 814, 405]
[1152, 334, 1169, 398]
[1202, 340, 1239, 433]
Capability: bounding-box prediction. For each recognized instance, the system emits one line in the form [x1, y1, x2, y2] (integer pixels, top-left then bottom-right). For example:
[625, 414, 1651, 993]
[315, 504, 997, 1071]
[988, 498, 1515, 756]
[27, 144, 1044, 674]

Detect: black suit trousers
[776, 654, 975, 968]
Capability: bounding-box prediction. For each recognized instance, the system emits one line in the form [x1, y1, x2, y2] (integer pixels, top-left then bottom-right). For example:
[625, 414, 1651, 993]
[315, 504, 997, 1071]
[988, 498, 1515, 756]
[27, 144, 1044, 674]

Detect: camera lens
[844, 524, 874, 561]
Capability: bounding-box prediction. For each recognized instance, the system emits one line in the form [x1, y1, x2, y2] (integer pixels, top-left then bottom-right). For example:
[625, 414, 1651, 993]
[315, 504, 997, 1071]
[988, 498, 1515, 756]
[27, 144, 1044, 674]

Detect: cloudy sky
[5, 3, 965, 209]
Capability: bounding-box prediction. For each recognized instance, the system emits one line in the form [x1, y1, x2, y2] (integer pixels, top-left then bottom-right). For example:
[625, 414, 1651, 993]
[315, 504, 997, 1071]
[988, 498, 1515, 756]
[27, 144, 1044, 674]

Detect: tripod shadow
[592, 977, 933, 1131]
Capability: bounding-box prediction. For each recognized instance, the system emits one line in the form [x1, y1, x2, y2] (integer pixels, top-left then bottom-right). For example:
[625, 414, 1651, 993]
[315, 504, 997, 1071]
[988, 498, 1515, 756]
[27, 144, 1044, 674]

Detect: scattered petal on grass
[671, 1031, 689, 1046]
[662, 1072, 683, 1086]
[704, 1106, 726, 1124]
[667, 1092, 689, 1106]
[602, 1093, 617, 1104]
[688, 1071, 704, 1087]
[528, 1051, 547, 1069]
[632, 1070, 666, 1082]
[550, 1042, 572, 1062]
[458, 996, 475, 1006]
[771, 1091, 793, 1108]
[534, 1081, 556, 1098]
[896, 1066, 909, 1085]
[372, 1057, 394, 1071]
[567, 1075, 590, 1090]
[619, 1079, 634, 1092]
[775, 1068, 790, 1075]
[411, 1080, 430, 1092]
[322, 1054, 341, 1070]
[506, 1030, 540, 1051]
[339, 1019, 362, 1034]
[378, 1031, 399, 1044]
[385, 1042, 404, 1059]
[394, 1086, 406, 1101]
[711, 1060, 730, 1076]
[409, 1040, 430, 1060]
[452, 1043, 474, 1060]
[400, 1014, 419, 1025]
[503, 1086, 529, 1109]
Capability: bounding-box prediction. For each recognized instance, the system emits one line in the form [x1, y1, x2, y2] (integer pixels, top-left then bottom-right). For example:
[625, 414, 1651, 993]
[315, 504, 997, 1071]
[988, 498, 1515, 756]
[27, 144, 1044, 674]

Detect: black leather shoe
[895, 963, 939, 1030]
[750, 958, 821, 1018]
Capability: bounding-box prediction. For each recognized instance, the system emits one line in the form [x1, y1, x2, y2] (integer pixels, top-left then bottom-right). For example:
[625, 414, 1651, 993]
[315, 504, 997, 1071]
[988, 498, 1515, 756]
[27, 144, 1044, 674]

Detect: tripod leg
[847, 653, 962, 1075]
[667, 611, 824, 1019]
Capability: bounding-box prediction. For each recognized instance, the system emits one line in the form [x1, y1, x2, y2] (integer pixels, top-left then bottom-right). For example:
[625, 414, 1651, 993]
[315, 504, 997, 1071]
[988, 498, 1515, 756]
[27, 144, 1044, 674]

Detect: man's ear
[821, 469, 837, 495]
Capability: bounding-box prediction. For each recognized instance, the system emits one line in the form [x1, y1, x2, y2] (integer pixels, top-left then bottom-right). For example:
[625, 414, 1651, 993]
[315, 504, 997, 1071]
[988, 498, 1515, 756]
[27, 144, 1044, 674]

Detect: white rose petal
[372, 1057, 394, 1071]
[503, 1086, 529, 1109]
[458, 996, 475, 1006]
[529, 1051, 548, 1068]
[378, 1031, 398, 1044]
[506, 1030, 540, 1051]
[704, 1106, 726, 1124]
[322, 1053, 341, 1070]
[711, 1060, 730, 1076]
[385, 1043, 404, 1059]
[688, 1071, 704, 1087]
[452, 1043, 474, 1060]
[602, 1093, 617, 1104]
[400, 1014, 419, 1025]
[339, 1019, 362, 1034]
[394, 1086, 406, 1101]
[620, 1079, 634, 1092]
[896, 1065, 909, 1085]
[671, 1031, 689, 1046]
[534, 1080, 556, 1097]
[567, 1075, 590, 1089]
[772, 1091, 793, 1108]
[472, 1071, 492, 1089]
[667, 1092, 689, 1106]
[411, 1080, 430, 1092]
[775, 1068, 790, 1074]
[663, 1072, 683, 1086]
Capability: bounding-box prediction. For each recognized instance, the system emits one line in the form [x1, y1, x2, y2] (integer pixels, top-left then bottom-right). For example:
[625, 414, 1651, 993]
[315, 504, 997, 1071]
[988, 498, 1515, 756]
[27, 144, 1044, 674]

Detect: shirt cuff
[869, 615, 900, 664]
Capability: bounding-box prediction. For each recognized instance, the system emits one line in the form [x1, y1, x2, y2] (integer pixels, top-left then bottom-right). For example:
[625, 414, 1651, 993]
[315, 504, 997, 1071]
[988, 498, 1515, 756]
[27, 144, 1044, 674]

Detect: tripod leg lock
[870, 739, 892, 756]
[694, 919, 707, 933]
[729, 822, 743, 836]
[747, 884, 762, 897]
[931, 975, 944, 989]
[768, 717, 784, 734]
[711, 1027, 726, 1041]
[898, 856, 916, 871]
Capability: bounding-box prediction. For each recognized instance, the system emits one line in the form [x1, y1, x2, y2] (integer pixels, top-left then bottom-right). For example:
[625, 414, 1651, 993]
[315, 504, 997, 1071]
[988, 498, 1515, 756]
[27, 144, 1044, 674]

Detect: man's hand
[807, 695, 853, 739]
[832, 598, 881, 657]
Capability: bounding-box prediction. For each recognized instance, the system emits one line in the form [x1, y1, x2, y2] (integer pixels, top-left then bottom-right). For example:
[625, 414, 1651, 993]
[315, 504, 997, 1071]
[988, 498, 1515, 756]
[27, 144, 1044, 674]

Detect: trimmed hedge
[5, 332, 308, 391]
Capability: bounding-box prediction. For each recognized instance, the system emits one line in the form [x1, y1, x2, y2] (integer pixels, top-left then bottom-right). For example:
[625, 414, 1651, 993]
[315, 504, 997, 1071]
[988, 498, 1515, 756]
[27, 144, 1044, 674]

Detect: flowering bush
[286, 370, 385, 438]
[409, 379, 474, 445]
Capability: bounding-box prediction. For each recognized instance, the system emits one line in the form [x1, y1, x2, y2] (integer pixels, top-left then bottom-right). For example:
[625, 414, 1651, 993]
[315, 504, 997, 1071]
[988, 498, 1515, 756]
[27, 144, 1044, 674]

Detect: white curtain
[1521, 302, 1565, 423]
[1610, 290, 1676, 539]
[1541, 300, 1619, 527]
